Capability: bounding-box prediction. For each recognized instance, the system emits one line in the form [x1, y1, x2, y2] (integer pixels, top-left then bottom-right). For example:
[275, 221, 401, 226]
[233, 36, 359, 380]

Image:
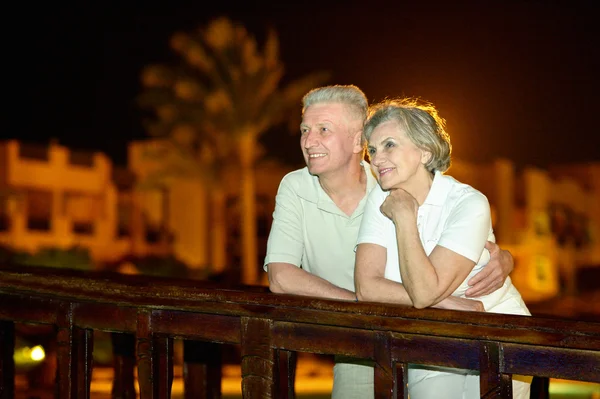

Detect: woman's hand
[380, 188, 419, 222]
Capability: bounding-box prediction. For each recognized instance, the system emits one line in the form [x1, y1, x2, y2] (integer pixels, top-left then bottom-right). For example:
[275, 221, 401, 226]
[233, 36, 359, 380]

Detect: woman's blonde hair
[364, 98, 452, 172]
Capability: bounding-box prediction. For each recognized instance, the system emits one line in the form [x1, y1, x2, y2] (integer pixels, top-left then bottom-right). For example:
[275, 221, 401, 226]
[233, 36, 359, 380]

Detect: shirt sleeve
[436, 190, 491, 263]
[356, 185, 390, 249]
[263, 176, 304, 270]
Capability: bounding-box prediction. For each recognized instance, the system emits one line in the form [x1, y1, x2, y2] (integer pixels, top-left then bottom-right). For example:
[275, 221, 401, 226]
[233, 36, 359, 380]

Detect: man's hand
[433, 296, 484, 312]
[465, 241, 514, 297]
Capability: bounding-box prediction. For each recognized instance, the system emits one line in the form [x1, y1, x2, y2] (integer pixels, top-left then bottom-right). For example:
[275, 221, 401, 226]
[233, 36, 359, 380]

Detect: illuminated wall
[0, 140, 125, 262]
[449, 158, 600, 301]
[128, 139, 289, 272]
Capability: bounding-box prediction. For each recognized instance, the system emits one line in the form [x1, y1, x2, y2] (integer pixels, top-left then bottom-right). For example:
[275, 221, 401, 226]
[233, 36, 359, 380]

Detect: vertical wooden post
[183, 340, 222, 399]
[480, 341, 512, 398]
[111, 332, 137, 399]
[396, 362, 408, 399]
[240, 317, 277, 398]
[0, 320, 15, 399]
[56, 303, 76, 399]
[137, 310, 155, 399]
[75, 327, 94, 399]
[137, 310, 173, 399]
[373, 332, 396, 399]
[277, 350, 297, 399]
[154, 336, 173, 398]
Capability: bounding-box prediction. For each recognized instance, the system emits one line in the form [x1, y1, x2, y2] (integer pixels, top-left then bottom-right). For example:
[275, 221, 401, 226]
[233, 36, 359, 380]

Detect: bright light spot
[30, 346, 45, 361]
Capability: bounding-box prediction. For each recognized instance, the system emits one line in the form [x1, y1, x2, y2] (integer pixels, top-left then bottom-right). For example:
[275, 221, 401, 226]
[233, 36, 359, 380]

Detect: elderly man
[263, 85, 513, 398]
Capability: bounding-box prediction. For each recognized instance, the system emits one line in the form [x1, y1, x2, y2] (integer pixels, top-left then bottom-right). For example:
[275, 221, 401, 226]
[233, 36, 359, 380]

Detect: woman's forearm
[395, 221, 443, 308]
[355, 275, 413, 305]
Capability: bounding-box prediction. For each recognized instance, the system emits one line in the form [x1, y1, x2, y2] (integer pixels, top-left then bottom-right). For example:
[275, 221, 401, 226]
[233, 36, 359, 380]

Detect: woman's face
[367, 121, 429, 190]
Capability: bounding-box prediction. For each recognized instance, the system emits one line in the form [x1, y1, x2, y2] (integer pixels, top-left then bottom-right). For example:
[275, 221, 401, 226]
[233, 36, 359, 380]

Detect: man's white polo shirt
[264, 162, 378, 292]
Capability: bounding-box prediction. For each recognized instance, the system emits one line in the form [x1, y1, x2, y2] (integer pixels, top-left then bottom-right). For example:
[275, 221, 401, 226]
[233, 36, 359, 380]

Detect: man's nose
[303, 130, 318, 148]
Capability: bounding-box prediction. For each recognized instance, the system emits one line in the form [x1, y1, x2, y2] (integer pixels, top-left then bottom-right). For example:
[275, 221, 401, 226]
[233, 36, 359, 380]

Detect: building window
[0, 196, 9, 232]
[73, 222, 94, 235]
[145, 227, 162, 243]
[18, 144, 50, 162]
[116, 194, 132, 238]
[65, 192, 101, 236]
[68, 150, 95, 167]
[26, 189, 52, 231]
[141, 188, 169, 244]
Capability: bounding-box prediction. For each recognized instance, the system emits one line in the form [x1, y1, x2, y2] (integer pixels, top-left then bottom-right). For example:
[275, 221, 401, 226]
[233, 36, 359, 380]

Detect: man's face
[300, 103, 362, 177]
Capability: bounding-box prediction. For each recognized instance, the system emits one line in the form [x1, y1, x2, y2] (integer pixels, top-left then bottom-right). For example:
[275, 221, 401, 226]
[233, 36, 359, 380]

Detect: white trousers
[332, 357, 374, 399]
[331, 360, 531, 399]
[409, 365, 531, 399]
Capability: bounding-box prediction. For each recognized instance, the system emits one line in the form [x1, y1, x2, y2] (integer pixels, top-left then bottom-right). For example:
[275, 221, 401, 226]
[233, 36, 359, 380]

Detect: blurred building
[0, 140, 289, 275]
[127, 139, 289, 273]
[0, 140, 132, 262]
[1, 139, 598, 294]
[449, 159, 600, 302]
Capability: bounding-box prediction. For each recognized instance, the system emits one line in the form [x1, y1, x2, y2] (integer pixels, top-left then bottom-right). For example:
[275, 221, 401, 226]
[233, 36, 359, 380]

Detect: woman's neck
[398, 169, 435, 206]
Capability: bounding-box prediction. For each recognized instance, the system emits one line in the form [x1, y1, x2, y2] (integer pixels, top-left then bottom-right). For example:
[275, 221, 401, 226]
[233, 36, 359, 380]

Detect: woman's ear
[421, 150, 432, 165]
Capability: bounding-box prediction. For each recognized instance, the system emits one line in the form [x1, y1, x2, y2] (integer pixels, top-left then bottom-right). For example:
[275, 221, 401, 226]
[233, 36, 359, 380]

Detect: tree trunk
[210, 187, 227, 275]
[239, 135, 258, 285]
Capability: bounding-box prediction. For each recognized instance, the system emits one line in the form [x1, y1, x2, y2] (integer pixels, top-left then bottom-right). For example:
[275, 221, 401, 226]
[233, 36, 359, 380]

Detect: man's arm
[268, 262, 356, 301]
[465, 241, 514, 297]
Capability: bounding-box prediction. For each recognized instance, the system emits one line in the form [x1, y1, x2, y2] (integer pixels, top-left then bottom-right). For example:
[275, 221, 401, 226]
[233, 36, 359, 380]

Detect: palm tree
[138, 17, 328, 284]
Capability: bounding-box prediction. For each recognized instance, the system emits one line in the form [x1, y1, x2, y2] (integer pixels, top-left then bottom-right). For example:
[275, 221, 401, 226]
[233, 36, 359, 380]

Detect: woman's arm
[395, 225, 476, 308]
[354, 243, 414, 304]
[355, 242, 484, 311]
[381, 188, 488, 309]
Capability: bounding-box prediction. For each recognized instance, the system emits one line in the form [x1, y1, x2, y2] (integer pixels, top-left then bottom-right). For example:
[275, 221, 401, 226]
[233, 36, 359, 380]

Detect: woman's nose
[371, 151, 382, 165]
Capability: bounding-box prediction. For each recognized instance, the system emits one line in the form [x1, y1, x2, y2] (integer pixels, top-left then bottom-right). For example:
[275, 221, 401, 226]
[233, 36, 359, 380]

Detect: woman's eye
[368, 148, 376, 155]
[385, 141, 395, 148]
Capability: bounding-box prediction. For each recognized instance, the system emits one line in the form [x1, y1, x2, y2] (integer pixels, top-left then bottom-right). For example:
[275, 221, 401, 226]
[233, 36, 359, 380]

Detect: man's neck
[318, 161, 367, 216]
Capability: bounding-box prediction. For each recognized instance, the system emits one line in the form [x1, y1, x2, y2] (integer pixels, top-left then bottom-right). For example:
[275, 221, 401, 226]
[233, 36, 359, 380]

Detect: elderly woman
[354, 98, 531, 398]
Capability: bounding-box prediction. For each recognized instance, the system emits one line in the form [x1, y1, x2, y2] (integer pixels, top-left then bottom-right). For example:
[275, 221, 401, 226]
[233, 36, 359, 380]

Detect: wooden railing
[0, 265, 598, 398]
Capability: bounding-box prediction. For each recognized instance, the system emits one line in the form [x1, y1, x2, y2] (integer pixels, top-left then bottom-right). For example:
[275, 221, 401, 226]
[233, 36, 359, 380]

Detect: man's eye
[321, 127, 328, 132]
[300, 128, 308, 134]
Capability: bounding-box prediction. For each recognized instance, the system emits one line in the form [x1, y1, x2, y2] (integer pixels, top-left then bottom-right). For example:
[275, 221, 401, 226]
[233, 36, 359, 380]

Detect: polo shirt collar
[422, 171, 451, 206]
[298, 162, 376, 217]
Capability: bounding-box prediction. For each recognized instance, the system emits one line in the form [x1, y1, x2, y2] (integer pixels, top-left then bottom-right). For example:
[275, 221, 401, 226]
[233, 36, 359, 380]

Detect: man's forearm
[268, 262, 356, 301]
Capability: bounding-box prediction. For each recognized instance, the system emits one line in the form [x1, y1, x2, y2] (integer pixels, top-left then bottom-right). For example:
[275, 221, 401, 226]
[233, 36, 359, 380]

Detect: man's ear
[353, 129, 364, 153]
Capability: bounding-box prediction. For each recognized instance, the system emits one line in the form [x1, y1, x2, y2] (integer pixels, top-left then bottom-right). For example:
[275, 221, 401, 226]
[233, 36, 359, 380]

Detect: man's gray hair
[364, 98, 452, 173]
[302, 85, 368, 123]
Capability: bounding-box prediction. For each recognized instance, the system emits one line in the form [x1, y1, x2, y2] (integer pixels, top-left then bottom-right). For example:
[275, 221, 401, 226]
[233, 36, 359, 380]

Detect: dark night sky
[4, 1, 599, 169]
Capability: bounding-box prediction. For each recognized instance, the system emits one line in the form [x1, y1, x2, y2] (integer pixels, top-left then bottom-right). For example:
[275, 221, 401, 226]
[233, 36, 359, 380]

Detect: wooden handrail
[0, 265, 599, 398]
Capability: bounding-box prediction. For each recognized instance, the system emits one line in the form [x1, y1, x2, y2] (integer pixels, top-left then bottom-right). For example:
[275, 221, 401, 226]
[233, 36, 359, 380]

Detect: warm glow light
[30, 345, 45, 361]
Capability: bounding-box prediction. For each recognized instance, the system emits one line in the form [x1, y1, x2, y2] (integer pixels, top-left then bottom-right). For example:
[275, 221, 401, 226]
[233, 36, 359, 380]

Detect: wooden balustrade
[0, 265, 599, 398]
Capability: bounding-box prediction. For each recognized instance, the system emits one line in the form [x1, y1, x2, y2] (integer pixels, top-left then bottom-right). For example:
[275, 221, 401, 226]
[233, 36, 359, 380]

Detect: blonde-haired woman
[354, 98, 531, 399]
